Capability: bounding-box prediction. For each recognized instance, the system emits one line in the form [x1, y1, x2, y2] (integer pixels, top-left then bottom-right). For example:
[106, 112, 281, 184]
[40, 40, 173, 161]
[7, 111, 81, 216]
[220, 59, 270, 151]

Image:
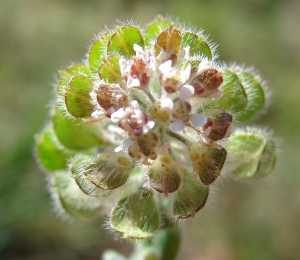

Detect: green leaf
[98, 55, 122, 83]
[79, 152, 134, 190]
[110, 190, 160, 239]
[65, 75, 95, 118]
[52, 106, 103, 150]
[35, 126, 75, 172]
[70, 156, 111, 197]
[235, 70, 266, 121]
[194, 147, 227, 185]
[145, 16, 172, 46]
[56, 63, 90, 95]
[52, 171, 102, 219]
[107, 25, 144, 57]
[216, 69, 248, 113]
[225, 127, 276, 179]
[88, 32, 112, 74]
[173, 173, 209, 219]
[182, 31, 213, 59]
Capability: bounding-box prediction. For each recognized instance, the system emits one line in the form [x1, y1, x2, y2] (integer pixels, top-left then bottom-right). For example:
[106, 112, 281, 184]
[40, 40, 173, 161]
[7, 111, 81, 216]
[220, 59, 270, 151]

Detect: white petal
[143, 121, 155, 134]
[181, 63, 191, 82]
[115, 138, 132, 152]
[206, 90, 223, 99]
[157, 49, 169, 63]
[114, 132, 123, 141]
[159, 59, 172, 75]
[184, 46, 190, 59]
[114, 145, 124, 153]
[134, 44, 144, 54]
[131, 100, 139, 108]
[160, 97, 173, 110]
[111, 108, 125, 122]
[149, 56, 156, 71]
[119, 58, 128, 76]
[170, 120, 185, 132]
[134, 44, 147, 60]
[179, 84, 194, 100]
[197, 59, 210, 74]
[127, 76, 140, 88]
[189, 113, 207, 127]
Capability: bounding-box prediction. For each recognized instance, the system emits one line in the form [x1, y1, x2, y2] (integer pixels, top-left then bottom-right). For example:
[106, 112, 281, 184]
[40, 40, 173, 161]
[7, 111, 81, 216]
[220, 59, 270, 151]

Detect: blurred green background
[1, 0, 299, 259]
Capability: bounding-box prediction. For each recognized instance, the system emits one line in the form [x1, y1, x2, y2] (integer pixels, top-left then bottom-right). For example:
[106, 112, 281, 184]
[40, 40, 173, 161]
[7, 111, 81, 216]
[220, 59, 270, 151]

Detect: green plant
[35, 16, 277, 259]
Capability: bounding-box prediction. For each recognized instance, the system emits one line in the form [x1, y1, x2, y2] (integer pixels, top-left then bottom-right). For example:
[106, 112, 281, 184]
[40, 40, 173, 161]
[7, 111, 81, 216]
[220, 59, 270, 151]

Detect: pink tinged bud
[129, 58, 151, 86]
[95, 83, 127, 117]
[191, 68, 223, 97]
[203, 111, 232, 141]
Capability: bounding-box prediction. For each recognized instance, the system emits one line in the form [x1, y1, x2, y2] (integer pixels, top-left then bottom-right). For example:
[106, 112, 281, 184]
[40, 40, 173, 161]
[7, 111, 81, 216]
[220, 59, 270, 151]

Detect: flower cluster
[35, 17, 277, 240]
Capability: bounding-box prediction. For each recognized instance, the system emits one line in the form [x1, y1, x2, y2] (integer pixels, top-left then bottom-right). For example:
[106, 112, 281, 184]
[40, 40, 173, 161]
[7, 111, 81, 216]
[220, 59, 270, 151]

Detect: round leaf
[235, 70, 266, 121]
[51, 171, 102, 219]
[35, 126, 75, 172]
[173, 173, 209, 219]
[110, 190, 160, 239]
[70, 156, 110, 197]
[88, 32, 112, 74]
[98, 55, 122, 83]
[107, 25, 144, 57]
[225, 128, 276, 179]
[182, 31, 213, 59]
[65, 75, 95, 118]
[217, 69, 248, 113]
[52, 107, 103, 150]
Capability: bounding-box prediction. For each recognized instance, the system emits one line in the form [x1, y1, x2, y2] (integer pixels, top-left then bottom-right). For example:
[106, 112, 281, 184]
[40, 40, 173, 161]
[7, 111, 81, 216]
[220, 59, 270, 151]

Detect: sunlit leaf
[35, 126, 75, 172]
[107, 25, 144, 57]
[52, 107, 103, 150]
[217, 69, 248, 113]
[182, 31, 213, 59]
[98, 55, 122, 83]
[65, 75, 95, 118]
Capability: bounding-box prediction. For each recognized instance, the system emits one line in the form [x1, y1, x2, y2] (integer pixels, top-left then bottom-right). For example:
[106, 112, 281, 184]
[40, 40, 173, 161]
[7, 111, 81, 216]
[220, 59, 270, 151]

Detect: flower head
[35, 16, 276, 240]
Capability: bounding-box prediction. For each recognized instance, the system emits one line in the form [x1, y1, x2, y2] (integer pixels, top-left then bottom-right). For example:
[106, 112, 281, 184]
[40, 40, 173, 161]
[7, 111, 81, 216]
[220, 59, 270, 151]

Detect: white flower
[111, 108, 125, 122]
[115, 138, 132, 152]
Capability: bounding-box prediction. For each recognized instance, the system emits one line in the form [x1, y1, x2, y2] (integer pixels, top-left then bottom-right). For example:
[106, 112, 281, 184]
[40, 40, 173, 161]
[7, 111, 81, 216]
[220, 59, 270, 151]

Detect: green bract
[35, 16, 277, 246]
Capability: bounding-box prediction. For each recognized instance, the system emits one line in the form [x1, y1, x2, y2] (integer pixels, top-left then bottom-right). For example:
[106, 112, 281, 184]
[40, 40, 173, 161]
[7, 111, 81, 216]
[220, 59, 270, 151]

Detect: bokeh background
[1, 0, 300, 259]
